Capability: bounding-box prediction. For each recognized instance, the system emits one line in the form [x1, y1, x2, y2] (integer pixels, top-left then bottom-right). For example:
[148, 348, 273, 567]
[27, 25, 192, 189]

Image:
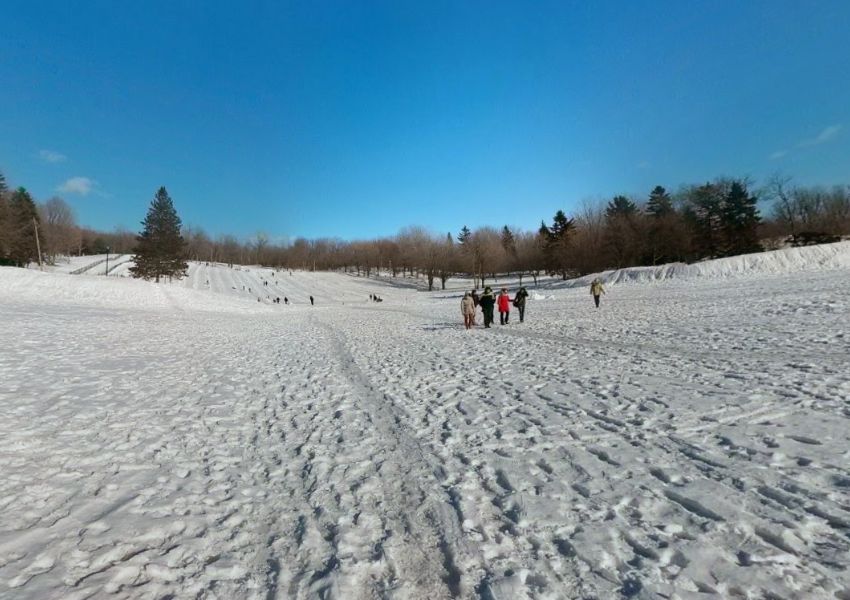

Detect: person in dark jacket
[310, 295, 314, 306]
[479, 287, 496, 328]
[513, 287, 529, 323]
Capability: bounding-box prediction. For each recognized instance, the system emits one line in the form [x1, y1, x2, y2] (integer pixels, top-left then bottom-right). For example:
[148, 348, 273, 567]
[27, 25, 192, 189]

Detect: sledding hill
[1, 242, 849, 599]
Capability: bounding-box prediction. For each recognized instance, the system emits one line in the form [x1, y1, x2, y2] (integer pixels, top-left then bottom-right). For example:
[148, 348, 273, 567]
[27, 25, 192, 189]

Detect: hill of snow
[1, 244, 849, 599]
[560, 240, 850, 288]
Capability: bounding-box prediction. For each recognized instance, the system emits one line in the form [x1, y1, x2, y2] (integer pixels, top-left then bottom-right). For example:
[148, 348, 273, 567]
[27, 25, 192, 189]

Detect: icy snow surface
[1, 244, 849, 599]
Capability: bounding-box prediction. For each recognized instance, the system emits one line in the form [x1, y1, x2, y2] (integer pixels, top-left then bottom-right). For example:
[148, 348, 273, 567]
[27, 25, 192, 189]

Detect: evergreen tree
[603, 196, 641, 267]
[7, 187, 41, 267]
[541, 210, 575, 278]
[646, 186, 673, 218]
[605, 195, 638, 219]
[645, 186, 685, 264]
[683, 182, 725, 259]
[722, 181, 761, 255]
[0, 171, 8, 263]
[500, 225, 516, 256]
[457, 226, 471, 245]
[550, 210, 575, 239]
[130, 187, 188, 282]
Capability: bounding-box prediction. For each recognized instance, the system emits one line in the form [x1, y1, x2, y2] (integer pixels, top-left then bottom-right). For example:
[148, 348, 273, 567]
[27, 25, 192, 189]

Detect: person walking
[470, 289, 480, 325]
[310, 295, 315, 306]
[513, 286, 529, 323]
[461, 292, 476, 330]
[497, 288, 511, 325]
[479, 287, 496, 328]
[590, 278, 605, 308]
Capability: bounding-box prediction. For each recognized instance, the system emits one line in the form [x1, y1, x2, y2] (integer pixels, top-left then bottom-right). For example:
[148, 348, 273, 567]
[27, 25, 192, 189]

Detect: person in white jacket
[461, 292, 476, 330]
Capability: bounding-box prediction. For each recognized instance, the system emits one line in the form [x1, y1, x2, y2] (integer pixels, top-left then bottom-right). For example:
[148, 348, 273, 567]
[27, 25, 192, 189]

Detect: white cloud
[38, 149, 67, 163]
[57, 177, 95, 196]
[799, 124, 841, 147]
[769, 150, 787, 160]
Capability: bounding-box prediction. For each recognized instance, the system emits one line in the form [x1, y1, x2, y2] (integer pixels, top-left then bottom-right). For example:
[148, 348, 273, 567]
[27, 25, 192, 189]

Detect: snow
[1, 243, 849, 599]
[560, 241, 850, 288]
[37, 254, 115, 275]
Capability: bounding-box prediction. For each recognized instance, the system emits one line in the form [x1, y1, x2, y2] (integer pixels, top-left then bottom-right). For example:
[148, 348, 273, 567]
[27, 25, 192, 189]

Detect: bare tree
[39, 197, 78, 263]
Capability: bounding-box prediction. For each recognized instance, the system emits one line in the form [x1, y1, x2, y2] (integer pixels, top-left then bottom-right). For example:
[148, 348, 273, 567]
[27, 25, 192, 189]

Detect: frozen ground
[1, 244, 849, 599]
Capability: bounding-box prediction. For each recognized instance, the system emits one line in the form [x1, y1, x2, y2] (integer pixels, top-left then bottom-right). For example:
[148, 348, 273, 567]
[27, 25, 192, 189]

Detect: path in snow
[0, 261, 849, 599]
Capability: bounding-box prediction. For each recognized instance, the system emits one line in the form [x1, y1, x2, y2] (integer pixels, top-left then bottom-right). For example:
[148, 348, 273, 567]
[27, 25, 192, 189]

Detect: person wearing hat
[479, 286, 496, 328]
[497, 287, 511, 325]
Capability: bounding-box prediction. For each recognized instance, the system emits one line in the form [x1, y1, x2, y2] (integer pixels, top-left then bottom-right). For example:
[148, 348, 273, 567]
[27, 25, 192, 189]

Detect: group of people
[368, 294, 384, 303]
[460, 278, 606, 329]
[461, 286, 529, 330]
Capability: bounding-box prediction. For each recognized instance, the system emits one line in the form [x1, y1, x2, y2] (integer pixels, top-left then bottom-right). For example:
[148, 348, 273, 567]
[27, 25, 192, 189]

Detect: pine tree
[722, 181, 761, 256]
[130, 187, 188, 282]
[683, 182, 725, 259]
[605, 195, 638, 219]
[7, 187, 41, 267]
[541, 210, 575, 278]
[457, 226, 471, 245]
[500, 225, 516, 256]
[0, 171, 8, 263]
[602, 196, 640, 267]
[646, 186, 673, 218]
[645, 186, 685, 264]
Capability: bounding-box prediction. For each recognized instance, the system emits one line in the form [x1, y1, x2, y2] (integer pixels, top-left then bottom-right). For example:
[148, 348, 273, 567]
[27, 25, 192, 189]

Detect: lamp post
[105, 246, 110, 276]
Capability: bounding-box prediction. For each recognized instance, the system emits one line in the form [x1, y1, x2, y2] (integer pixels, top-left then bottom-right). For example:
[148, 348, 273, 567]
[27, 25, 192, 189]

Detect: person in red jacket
[497, 287, 511, 325]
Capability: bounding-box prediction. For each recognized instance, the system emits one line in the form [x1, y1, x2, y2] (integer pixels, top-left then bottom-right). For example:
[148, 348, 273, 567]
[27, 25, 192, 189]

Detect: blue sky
[1, 1, 849, 241]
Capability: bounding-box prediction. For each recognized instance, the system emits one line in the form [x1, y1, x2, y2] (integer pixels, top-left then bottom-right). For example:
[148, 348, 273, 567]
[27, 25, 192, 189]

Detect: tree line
[0, 171, 138, 267]
[1, 168, 848, 289]
[198, 176, 848, 290]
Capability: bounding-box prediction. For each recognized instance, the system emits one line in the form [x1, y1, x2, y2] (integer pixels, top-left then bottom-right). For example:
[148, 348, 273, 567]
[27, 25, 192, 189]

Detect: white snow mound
[564, 241, 850, 287]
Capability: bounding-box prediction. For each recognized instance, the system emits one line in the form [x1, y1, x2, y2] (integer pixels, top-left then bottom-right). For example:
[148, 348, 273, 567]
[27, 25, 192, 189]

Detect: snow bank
[561, 241, 850, 288]
[0, 267, 275, 314]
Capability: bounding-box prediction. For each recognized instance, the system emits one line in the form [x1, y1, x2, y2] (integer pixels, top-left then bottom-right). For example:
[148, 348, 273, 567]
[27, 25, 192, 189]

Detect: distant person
[461, 292, 475, 330]
[497, 288, 511, 325]
[310, 295, 314, 306]
[369, 294, 373, 301]
[513, 286, 529, 323]
[479, 287, 495, 328]
[590, 278, 605, 308]
[284, 297, 289, 305]
[471, 289, 480, 325]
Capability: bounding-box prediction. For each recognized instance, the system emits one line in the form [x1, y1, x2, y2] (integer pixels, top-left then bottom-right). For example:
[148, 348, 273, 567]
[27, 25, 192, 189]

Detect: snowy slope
[37, 254, 113, 275]
[1, 246, 849, 599]
[560, 240, 850, 288]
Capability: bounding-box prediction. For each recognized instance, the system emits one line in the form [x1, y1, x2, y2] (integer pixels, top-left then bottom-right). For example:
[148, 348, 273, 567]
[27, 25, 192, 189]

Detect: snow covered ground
[1, 244, 849, 599]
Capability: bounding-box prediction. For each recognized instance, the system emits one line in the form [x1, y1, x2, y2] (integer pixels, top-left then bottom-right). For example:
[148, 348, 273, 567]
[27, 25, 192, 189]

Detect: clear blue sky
[1, 1, 849, 241]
